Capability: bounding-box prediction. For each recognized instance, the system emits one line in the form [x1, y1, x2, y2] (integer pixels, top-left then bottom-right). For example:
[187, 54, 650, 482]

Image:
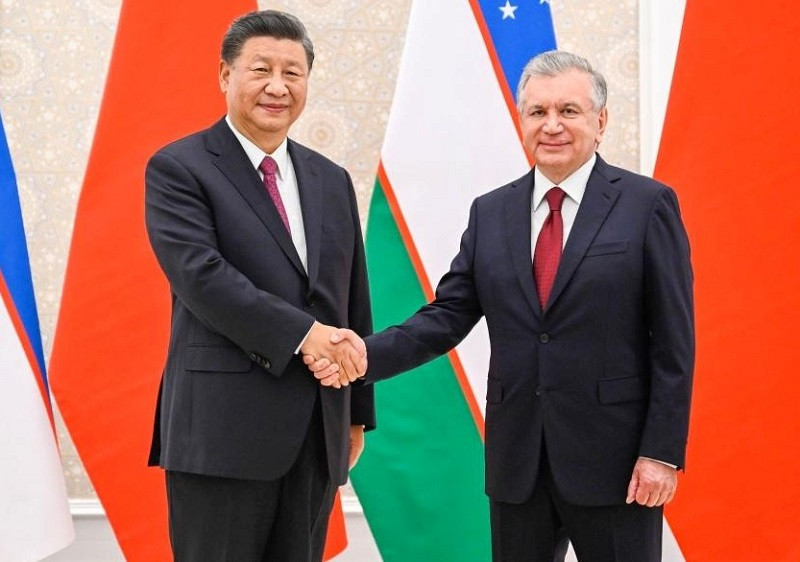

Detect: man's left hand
[625, 457, 677, 507]
[349, 425, 365, 469]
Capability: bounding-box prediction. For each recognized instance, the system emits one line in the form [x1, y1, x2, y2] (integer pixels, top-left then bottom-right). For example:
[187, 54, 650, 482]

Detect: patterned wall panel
[549, 0, 639, 171]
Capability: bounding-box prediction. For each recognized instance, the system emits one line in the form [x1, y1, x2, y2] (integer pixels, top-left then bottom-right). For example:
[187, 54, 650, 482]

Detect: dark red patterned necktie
[534, 187, 566, 309]
[259, 155, 291, 234]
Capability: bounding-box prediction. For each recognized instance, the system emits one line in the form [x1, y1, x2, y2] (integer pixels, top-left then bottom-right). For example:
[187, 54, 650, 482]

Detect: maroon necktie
[534, 187, 566, 309]
[259, 156, 291, 234]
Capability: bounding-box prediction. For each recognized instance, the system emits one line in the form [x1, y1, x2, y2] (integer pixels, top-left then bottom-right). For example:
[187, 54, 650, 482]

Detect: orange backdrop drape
[50, 2, 347, 559]
[656, 3, 800, 560]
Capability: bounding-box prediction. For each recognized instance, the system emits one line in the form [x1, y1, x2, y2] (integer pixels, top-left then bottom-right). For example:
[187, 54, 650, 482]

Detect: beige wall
[0, 0, 637, 500]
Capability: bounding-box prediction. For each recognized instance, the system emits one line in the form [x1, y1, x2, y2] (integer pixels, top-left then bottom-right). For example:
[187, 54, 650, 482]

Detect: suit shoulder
[597, 161, 686, 222]
[473, 170, 532, 207]
[603, 161, 675, 195]
[149, 127, 210, 163]
[288, 139, 346, 175]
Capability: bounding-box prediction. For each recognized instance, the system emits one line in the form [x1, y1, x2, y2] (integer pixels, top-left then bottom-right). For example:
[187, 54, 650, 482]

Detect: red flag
[50, 2, 347, 559]
[655, 3, 800, 560]
[323, 491, 348, 559]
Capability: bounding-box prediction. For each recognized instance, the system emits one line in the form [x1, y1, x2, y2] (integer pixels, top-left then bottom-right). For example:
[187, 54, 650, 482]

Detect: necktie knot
[259, 155, 278, 177]
[545, 186, 566, 211]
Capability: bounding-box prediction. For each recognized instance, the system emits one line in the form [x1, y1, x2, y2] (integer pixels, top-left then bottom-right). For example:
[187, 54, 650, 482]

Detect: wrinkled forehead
[234, 36, 308, 66]
[522, 70, 594, 107]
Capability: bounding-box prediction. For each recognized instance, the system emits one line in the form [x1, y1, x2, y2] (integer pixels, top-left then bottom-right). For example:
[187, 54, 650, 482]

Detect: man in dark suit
[144, 10, 373, 561]
[310, 50, 694, 561]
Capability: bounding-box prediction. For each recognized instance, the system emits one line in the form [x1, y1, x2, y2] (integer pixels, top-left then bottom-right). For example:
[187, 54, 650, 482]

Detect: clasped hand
[300, 322, 366, 389]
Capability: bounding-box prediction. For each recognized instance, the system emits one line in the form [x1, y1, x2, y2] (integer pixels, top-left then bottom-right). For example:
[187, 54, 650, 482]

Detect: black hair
[221, 10, 314, 71]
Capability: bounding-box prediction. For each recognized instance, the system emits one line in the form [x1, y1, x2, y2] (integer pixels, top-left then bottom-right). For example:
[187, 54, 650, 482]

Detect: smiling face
[219, 36, 309, 153]
[519, 69, 607, 184]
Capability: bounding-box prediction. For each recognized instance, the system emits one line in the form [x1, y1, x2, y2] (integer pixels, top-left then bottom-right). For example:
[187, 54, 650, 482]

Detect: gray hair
[221, 10, 315, 72]
[516, 50, 607, 112]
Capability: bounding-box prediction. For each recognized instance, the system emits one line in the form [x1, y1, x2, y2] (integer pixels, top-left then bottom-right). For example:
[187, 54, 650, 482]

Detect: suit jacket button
[248, 352, 257, 361]
[535, 386, 542, 396]
[539, 333, 550, 344]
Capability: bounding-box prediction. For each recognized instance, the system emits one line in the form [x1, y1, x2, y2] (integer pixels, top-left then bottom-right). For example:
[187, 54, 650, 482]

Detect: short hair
[221, 10, 315, 72]
[516, 50, 607, 112]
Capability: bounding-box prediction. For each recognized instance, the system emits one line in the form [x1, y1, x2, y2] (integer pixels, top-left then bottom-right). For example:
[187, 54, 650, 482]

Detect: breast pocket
[584, 240, 629, 257]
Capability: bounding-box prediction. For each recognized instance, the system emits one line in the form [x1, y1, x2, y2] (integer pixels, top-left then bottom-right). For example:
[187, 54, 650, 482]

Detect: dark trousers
[165, 403, 336, 562]
[490, 442, 662, 562]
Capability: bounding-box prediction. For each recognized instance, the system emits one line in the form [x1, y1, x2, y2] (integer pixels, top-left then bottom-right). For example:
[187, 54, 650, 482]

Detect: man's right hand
[300, 323, 366, 388]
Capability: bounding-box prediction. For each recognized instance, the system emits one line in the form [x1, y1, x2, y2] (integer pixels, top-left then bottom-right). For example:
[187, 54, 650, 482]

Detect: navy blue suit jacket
[145, 118, 374, 486]
[366, 155, 693, 505]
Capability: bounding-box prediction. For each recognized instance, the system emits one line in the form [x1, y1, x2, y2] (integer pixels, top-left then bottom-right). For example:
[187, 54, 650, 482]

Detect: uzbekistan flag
[48, 2, 345, 559]
[353, 1, 555, 560]
[0, 111, 73, 560]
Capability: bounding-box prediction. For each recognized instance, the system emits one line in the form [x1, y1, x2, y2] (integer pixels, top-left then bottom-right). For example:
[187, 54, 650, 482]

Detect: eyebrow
[244, 53, 299, 64]
[528, 100, 585, 110]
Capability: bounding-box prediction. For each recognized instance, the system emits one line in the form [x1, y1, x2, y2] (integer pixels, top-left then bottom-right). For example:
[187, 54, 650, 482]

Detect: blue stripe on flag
[477, 0, 557, 101]
[0, 111, 48, 387]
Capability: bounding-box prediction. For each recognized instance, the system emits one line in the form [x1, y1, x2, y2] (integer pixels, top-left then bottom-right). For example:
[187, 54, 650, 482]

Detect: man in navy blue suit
[146, 10, 372, 561]
[309, 50, 694, 561]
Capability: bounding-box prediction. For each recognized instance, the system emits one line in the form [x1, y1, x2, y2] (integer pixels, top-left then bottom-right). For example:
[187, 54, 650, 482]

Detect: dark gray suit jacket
[366, 155, 693, 505]
[145, 118, 374, 486]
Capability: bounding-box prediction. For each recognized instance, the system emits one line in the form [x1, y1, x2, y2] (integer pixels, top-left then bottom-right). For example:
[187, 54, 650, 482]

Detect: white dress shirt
[531, 153, 596, 254]
[225, 116, 308, 272]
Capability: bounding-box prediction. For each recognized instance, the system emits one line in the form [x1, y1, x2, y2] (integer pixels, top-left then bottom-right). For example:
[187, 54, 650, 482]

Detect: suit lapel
[504, 170, 543, 317]
[547, 156, 621, 310]
[205, 119, 306, 276]
[289, 140, 322, 292]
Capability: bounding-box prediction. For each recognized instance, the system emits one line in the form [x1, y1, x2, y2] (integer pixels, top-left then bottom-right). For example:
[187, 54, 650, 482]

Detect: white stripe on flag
[0, 303, 73, 561]
[381, 0, 530, 416]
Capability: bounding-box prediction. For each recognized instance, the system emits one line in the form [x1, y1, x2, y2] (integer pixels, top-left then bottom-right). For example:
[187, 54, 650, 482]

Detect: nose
[542, 112, 562, 134]
[264, 74, 288, 96]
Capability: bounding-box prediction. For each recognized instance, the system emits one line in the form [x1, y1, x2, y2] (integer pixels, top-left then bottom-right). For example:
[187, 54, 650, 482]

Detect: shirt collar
[225, 115, 290, 179]
[533, 153, 597, 210]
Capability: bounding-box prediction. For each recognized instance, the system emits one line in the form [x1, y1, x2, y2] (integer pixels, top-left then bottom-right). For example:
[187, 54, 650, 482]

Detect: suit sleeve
[366, 199, 484, 381]
[343, 170, 376, 430]
[145, 150, 315, 377]
[639, 186, 695, 468]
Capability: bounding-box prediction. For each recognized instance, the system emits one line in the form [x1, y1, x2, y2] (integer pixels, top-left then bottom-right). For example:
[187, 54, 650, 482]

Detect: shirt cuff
[639, 456, 677, 469]
[295, 326, 313, 355]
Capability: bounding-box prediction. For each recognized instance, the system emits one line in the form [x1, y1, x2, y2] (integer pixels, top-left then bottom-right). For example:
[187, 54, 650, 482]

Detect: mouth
[539, 141, 569, 150]
[258, 103, 289, 113]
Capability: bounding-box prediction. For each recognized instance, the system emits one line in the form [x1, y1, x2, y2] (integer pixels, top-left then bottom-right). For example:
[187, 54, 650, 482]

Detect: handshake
[299, 321, 367, 389]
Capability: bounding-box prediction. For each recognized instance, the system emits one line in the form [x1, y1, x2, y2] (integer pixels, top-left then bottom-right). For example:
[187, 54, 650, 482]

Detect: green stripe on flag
[351, 180, 490, 561]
